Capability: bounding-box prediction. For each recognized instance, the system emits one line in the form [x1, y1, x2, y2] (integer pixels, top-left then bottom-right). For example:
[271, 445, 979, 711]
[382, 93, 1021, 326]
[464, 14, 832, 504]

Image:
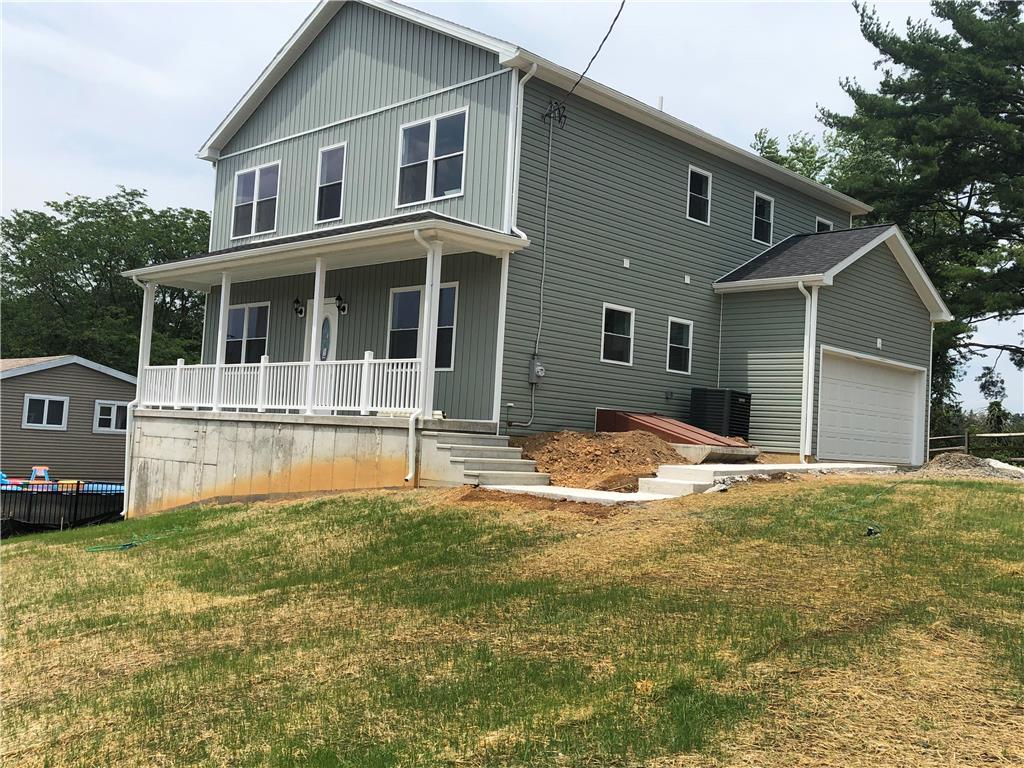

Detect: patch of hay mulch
[509, 430, 682, 491]
[914, 452, 1024, 481]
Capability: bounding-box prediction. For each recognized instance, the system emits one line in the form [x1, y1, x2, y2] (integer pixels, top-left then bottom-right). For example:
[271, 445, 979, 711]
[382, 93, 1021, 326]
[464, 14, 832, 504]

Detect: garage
[816, 348, 926, 464]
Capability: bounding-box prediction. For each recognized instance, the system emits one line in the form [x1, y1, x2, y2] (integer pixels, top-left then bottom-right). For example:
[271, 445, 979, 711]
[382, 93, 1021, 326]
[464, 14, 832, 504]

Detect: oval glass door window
[319, 317, 332, 361]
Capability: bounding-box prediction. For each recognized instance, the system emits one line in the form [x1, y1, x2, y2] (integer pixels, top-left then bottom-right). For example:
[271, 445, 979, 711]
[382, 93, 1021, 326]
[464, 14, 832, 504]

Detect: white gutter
[509, 63, 538, 238]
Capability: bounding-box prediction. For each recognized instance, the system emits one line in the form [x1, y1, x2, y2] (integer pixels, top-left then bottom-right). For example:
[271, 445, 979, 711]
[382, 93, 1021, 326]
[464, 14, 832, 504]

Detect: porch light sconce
[293, 298, 305, 318]
[335, 294, 349, 316]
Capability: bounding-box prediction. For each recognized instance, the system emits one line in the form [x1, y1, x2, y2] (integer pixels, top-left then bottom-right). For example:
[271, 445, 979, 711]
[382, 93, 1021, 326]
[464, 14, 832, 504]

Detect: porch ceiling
[123, 218, 529, 290]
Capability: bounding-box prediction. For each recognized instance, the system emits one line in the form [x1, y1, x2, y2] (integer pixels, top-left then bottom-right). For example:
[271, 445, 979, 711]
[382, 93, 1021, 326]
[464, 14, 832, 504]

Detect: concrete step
[637, 477, 713, 496]
[466, 470, 551, 487]
[443, 445, 523, 460]
[450, 457, 537, 472]
[423, 431, 509, 446]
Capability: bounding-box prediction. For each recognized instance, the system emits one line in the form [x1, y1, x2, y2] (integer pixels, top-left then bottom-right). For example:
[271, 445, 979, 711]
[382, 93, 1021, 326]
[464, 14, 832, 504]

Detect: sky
[2, 0, 1020, 412]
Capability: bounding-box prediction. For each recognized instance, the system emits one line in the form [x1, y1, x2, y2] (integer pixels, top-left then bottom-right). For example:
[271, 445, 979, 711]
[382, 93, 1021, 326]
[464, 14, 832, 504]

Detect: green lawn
[2, 478, 1022, 767]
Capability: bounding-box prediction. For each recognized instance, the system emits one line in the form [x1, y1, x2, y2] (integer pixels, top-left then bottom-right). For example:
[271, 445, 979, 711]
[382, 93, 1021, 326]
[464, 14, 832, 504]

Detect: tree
[753, 1, 1023, 416]
[1, 188, 209, 373]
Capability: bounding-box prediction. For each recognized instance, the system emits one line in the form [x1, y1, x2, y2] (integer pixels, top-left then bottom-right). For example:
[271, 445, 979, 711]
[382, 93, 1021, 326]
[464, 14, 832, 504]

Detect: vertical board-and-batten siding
[811, 242, 932, 454]
[1, 365, 136, 481]
[719, 291, 806, 452]
[202, 253, 500, 420]
[211, 2, 511, 251]
[501, 78, 851, 434]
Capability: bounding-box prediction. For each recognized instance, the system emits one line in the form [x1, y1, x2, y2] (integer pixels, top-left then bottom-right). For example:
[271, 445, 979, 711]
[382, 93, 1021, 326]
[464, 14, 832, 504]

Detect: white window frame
[394, 107, 469, 209]
[685, 165, 712, 226]
[815, 216, 834, 232]
[93, 400, 129, 434]
[225, 301, 271, 364]
[665, 317, 694, 375]
[313, 142, 347, 224]
[231, 161, 281, 240]
[600, 302, 635, 367]
[752, 191, 775, 245]
[21, 393, 69, 431]
[385, 282, 459, 371]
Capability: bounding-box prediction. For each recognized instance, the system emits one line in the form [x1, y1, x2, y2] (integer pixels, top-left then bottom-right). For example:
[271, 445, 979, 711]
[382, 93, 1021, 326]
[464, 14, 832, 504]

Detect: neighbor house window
[22, 394, 68, 431]
[397, 109, 467, 206]
[225, 303, 269, 364]
[94, 400, 128, 433]
[387, 284, 458, 368]
[686, 166, 712, 225]
[666, 318, 693, 374]
[815, 217, 834, 232]
[752, 192, 774, 244]
[316, 144, 346, 223]
[601, 303, 634, 365]
[232, 162, 279, 238]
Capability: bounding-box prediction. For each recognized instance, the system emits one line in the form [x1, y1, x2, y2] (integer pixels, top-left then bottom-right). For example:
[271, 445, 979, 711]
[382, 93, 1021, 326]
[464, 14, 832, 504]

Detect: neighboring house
[122, 0, 950, 515]
[0, 357, 136, 481]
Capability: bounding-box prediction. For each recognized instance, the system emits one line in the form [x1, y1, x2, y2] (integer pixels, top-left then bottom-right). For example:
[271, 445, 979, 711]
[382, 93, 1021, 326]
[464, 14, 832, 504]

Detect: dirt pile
[915, 452, 1024, 481]
[509, 430, 682, 491]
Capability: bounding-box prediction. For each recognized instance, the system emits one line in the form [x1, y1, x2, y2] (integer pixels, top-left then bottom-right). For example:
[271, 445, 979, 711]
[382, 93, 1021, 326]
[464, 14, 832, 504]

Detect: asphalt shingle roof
[716, 224, 894, 284]
[0, 356, 65, 373]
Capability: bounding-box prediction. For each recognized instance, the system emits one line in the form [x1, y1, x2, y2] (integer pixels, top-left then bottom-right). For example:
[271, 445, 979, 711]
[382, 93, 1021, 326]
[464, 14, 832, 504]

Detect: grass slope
[2, 478, 1022, 767]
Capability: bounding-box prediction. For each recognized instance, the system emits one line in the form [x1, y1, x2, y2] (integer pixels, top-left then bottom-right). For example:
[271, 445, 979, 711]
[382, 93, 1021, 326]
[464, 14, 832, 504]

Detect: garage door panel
[818, 352, 922, 464]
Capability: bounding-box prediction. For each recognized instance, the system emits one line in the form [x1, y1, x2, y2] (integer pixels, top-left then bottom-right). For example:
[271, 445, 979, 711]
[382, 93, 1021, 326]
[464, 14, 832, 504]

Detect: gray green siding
[811, 242, 932, 453]
[202, 252, 500, 420]
[719, 290, 806, 452]
[1, 364, 136, 481]
[501, 78, 851, 434]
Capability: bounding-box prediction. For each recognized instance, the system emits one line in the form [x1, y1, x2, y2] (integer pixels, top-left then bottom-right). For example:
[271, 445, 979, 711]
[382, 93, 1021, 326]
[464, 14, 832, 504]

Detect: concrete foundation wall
[127, 410, 414, 517]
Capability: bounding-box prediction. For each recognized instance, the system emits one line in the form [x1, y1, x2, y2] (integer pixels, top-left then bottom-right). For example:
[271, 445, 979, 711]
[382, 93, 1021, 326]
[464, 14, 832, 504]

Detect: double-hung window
[225, 303, 269, 364]
[387, 284, 458, 369]
[94, 400, 128, 433]
[601, 303, 634, 365]
[316, 144, 346, 223]
[686, 166, 712, 225]
[752, 192, 774, 244]
[22, 394, 68, 430]
[232, 162, 279, 238]
[815, 216, 834, 232]
[666, 318, 693, 374]
[397, 109, 467, 206]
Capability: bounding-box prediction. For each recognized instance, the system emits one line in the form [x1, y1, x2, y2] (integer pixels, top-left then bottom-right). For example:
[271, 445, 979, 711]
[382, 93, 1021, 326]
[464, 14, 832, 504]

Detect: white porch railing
[140, 354, 421, 415]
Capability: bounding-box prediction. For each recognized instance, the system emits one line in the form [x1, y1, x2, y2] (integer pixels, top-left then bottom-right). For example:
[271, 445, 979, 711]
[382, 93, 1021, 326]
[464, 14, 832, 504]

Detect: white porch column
[305, 256, 325, 414]
[420, 242, 443, 417]
[211, 271, 231, 412]
[135, 281, 156, 404]
[491, 251, 511, 425]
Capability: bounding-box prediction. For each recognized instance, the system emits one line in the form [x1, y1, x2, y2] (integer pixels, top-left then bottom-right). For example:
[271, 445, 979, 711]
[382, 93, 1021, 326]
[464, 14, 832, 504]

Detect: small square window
[816, 217, 834, 232]
[396, 110, 467, 207]
[94, 401, 129, 433]
[232, 163, 280, 238]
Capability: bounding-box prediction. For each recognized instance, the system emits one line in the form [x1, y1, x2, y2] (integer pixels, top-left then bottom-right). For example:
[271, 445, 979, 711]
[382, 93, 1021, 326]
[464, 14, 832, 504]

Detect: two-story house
[123, 0, 950, 516]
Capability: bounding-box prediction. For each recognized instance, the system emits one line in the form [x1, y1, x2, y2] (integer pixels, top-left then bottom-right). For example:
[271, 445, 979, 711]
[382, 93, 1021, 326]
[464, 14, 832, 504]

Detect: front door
[303, 299, 339, 361]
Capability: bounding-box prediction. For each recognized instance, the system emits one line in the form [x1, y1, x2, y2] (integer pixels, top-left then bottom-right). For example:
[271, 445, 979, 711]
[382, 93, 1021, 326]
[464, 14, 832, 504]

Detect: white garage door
[817, 351, 924, 464]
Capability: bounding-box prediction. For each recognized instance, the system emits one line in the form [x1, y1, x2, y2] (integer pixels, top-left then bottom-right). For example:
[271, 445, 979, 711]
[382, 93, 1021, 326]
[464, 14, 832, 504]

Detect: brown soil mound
[509, 430, 682, 490]
[915, 452, 1023, 481]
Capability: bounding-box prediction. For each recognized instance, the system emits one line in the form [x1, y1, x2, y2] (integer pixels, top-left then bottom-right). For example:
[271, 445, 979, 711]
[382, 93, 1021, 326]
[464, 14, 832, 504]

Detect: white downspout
[509, 63, 538, 239]
[797, 282, 812, 464]
[805, 285, 819, 460]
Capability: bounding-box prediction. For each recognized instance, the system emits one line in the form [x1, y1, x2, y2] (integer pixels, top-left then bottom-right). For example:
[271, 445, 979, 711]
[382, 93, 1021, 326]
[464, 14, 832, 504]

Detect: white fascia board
[713, 275, 828, 294]
[501, 51, 873, 217]
[0, 356, 137, 385]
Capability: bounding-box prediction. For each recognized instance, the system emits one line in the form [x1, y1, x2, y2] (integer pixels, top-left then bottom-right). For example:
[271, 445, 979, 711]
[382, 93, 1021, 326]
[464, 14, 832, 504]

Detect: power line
[566, 0, 626, 99]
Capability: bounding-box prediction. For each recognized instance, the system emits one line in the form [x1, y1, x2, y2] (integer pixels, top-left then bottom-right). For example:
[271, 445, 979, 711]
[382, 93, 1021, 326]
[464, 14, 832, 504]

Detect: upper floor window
[815, 217, 834, 232]
[225, 303, 269, 363]
[316, 144, 346, 223]
[232, 162, 279, 238]
[752, 192, 774, 245]
[601, 303, 634, 366]
[94, 400, 128, 434]
[22, 394, 68, 431]
[397, 109, 467, 206]
[666, 318, 693, 374]
[387, 284, 459, 369]
[686, 166, 712, 225]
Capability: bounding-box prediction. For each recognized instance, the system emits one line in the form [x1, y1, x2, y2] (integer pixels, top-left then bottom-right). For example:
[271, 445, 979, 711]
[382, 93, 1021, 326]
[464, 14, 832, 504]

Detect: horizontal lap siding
[502, 78, 850, 434]
[203, 252, 499, 419]
[1, 365, 136, 481]
[811, 243, 932, 454]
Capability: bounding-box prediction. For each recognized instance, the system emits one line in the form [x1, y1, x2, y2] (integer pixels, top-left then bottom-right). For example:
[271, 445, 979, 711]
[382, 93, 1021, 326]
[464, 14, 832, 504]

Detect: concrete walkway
[486, 485, 675, 505]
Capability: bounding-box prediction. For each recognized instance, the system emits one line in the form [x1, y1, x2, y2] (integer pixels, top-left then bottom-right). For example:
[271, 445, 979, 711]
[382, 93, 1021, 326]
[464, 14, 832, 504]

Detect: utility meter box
[528, 356, 546, 384]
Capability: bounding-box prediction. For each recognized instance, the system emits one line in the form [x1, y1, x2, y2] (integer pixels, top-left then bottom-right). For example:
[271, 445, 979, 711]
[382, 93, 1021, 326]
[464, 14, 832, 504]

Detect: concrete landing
[487, 485, 674, 505]
[656, 462, 895, 484]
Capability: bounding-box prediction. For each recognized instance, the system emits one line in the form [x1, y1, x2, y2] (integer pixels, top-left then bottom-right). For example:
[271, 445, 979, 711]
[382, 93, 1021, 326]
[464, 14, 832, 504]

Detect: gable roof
[198, 0, 872, 216]
[0, 356, 137, 384]
[713, 224, 953, 322]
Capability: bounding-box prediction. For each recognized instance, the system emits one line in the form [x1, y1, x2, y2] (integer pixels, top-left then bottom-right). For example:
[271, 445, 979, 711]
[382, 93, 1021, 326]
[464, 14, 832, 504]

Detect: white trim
[815, 216, 834, 232]
[491, 252, 510, 421]
[600, 302, 635, 367]
[685, 165, 712, 226]
[752, 191, 774, 245]
[715, 274, 828, 293]
[716, 295, 724, 388]
[803, 286, 819, 457]
[817, 343, 928, 374]
[501, 70, 519, 233]
[1, 356, 136, 384]
[230, 161, 281, 240]
[386, 281, 458, 371]
[665, 317, 693, 375]
[313, 141, 347, 224]
[93, 400, 129, 434]
[21, 393, 69, 431]
[394, 107, 469, 209]
[224, 301, 271, 364]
